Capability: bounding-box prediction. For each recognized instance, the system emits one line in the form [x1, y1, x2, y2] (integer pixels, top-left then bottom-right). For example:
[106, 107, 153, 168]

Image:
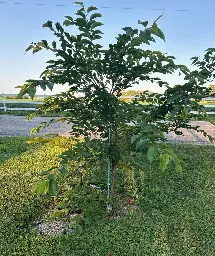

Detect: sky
[0, 0, 215, 95]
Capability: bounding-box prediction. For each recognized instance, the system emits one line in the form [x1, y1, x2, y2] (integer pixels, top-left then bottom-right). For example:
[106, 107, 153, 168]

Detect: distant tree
[121, 90, 145, 97]
[209, 85, 215, 95]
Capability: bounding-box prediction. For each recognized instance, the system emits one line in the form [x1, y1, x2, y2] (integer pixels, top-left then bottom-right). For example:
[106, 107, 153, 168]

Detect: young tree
[18, 2, 215, 200]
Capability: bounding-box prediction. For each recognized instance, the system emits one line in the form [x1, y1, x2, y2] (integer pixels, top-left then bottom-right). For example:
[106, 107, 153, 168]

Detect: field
[0, 137, 215, 255]
[1, 100, 215, 119]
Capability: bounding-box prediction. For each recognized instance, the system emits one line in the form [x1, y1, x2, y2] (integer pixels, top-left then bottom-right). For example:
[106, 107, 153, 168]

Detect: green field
[0, 97, 44, 102]
[1, 100, 215, 119]
[0, 137, 214, 255]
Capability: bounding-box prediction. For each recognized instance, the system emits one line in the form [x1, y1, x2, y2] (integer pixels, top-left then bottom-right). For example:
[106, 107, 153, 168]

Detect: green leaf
[159, 153, 170, 172]
[90, 21, 104, 29]
[55, 22, 64, 33]
[76, 9, 86, 18]
[28, 86, 36, 99]
[166, 94, 180, 104]
[158, 81, 168, 87]
[147, 146, 158, 164]
[138, 20, 148, 27]
[92, 29, 103, 35]
[63, 20, 73, 26]
[90, 13, 102, 20]
[191, 56, 198, 64]
[74, 1, 83, 6]
[93, 35, 102, 40]
[34, 180, 49, 196]
[87, 6, 98, 13]
[139, 29, 151, 44]
[47, 83, 54, 91]
[65, 16, 74, 22]
[41, 40, 48, 47]
[48, 174, 58, 196]
[75, 17, 86, 25]
[149, 23, 165, 41]
[40, 84, 46, 91]
[59, 163, 67, 176]
[126, 27, 133, 36]
[52, 41, 57, 49]
[32, 47, 41, 54]
[131, 134, 141, 144]
[153, 15, 163, 24]
[25, 45, 34, 52]
[30, 126, 41, 134]
[37, 41, 48, 48]
[181, 108, 188, 120]
[61, 41, 66, 51]
[49, 179, 58, 196]
[42, 20, 53, 28]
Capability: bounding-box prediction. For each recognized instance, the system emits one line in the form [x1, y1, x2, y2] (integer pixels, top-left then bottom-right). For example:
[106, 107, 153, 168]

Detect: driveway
[0, 115, 70, 137]
[0, 115, 215, 144]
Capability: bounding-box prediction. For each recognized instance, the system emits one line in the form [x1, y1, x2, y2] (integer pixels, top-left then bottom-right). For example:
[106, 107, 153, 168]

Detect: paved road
[0, 115, 70, 137]
[0, 115, 215, 144]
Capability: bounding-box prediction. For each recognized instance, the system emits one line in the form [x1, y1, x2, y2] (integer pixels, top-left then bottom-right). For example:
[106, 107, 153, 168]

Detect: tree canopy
[18, 2, 215, 203]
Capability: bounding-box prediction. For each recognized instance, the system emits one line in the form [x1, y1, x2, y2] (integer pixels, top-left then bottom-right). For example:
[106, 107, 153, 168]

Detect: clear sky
[0, 0, 215, 94]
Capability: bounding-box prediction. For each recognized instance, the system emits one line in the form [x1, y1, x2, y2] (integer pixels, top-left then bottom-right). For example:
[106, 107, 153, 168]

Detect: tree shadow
[139, 143, 215, 255]
[0, 137, 35, 164]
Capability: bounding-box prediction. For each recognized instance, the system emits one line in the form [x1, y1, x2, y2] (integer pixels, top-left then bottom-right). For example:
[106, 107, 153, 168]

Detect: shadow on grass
[36, 143, 215, 256]
[0, 142, 215, 255]
[0, 137, 36, 164]
[0, 137, 71, 255]
[137, 144, 215, 255]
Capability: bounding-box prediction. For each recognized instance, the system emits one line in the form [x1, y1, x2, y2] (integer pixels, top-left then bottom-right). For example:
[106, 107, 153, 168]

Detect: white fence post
[2, 93, 7, 111]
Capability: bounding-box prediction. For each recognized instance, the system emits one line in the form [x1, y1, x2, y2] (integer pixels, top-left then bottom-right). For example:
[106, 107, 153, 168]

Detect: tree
[18, 2, 215, 208]
[209, 84, 215, 95]
[121, 90, 146, 98]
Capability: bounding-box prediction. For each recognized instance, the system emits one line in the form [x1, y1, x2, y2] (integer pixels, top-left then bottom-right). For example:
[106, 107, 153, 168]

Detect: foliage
[121, 90, 145, 97]
[209, 84, 215, 95]
[5, 95, 29, 99]
[0, 138, 215, 255]
[17, 3, 215, 204]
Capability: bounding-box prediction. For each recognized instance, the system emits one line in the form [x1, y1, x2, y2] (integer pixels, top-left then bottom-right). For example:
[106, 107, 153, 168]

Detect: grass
[0, 103, 64, 117]
[0, 137, 215, 255]
[0, 97, 44, 102]
[0, 103, 39, 116]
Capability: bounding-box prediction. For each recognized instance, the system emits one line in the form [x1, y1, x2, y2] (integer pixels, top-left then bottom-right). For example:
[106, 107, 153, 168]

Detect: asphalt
[0, 115, 215, 144]
[0, 115, 71, 137]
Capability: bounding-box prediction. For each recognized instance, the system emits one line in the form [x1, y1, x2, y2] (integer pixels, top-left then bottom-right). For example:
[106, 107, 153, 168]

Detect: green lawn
[0, 103, 64, 117]
[0, 137, 215, 255]
[0, 98, 44, 102]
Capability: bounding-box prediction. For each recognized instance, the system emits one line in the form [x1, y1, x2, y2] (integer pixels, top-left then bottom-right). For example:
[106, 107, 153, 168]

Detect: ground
[0, 138, 214, 255]
[0, 115, 215, 145]
[0, 115, 215, 255]
[0, 115, 70, 137]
